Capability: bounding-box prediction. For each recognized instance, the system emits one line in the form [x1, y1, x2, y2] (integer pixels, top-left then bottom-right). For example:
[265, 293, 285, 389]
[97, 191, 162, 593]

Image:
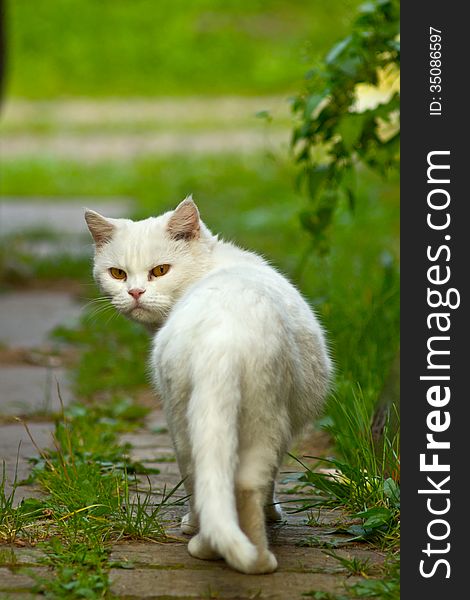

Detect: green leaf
[325, 36, 352, 64]
[339, 166, 357, 212]
[346, 524, 368, 538]
[355, 507, 393, 529]
[337, 114, 365, 150]
[306, 166, 329, 200]
[383, 478, 400, 506]
[336, 56, 364, 78]
[305, 93, 328, 117]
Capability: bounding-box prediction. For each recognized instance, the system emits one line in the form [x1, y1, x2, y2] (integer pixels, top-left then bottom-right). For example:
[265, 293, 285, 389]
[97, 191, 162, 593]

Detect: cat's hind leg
[170, 433, 200, 535]
[181, 512, 199, 535]
[264, 479, 283, 523]
[235, 486, 277, 573]
[235, 451, 280, 573]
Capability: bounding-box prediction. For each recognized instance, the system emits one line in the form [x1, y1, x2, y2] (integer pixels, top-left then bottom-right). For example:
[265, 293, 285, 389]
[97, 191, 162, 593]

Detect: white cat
[85, 197, 332, 574]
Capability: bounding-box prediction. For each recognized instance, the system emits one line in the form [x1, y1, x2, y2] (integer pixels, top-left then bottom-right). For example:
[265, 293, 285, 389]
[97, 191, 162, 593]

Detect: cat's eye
[109, 267, 127, 280]
[151, 264, 171, 277]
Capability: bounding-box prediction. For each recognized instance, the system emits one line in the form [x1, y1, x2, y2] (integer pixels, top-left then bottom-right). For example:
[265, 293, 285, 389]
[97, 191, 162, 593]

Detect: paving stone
[141, 461, 180, 478]
[146, 410, 170, 432]
[109, 541, 383, 575]
[0, 199, 132, 237]
[0, 422, 54, 502]
[135, 473, 183, 493]
[120, 431, 171, 449]
[0, 365, 72, 416]
[0, 567, 50, 593]
[109, 565, 359, 599]
[0, 291, 82, 348]
[0, 594, 44, 599]
[0, 594, 43, 599]
[2, 130, 289, 161]
[128, 447, 176, 463]
[0, 548, 44, 568]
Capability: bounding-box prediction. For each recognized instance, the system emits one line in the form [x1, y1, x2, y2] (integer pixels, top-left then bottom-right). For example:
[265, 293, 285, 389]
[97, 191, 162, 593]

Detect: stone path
[2, 130, 289, 161]
[107, 412, 386, 599]
[0, 288, 82, 501]
[0, 294, 82, 404]
[1, 402, 387, 599]
[0, 97, 289, 127]
[0, 199, 132, 237]
[0, 198, 131, 501]
[0, 97, 290, 161]
[0, 198, 133, 260]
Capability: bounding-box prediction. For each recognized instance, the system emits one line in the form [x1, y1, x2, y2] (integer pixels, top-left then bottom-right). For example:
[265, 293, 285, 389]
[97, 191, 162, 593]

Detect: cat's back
[154, 260, 328, 385]
[164, 261, 315, 340]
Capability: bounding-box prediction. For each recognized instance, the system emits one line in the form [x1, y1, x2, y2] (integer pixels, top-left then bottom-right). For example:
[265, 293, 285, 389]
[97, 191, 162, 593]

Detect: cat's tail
[186, 375, 269, 574]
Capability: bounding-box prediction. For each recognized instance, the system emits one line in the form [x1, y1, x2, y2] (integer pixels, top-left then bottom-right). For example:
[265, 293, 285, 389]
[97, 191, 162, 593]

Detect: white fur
[86, 199, 332, 574]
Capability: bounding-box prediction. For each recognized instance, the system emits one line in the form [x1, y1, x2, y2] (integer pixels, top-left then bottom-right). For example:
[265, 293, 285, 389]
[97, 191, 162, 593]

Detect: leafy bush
[291, 0, 399, 253]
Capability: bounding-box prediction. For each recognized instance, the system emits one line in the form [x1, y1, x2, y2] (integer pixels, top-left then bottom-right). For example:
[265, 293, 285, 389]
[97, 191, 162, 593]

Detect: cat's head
[85, 197, 215, 328]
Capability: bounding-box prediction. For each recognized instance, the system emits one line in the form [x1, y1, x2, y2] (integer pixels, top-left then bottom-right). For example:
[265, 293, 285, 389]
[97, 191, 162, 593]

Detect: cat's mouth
[127, 303, 162, 324]
[129, 303, 150, 315]
[115, 298, 151, 317]
[113, 297, 170, 325]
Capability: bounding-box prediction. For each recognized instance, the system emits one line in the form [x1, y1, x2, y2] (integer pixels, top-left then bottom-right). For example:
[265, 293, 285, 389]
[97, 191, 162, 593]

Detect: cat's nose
[128, 288, 146, 300]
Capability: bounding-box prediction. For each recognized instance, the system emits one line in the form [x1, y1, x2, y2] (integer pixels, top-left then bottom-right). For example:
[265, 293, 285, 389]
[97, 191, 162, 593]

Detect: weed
[347, 553, 400, 599]
[0, 456, 47, 544]
[302, 593, 346, 600]
[289, 394, 400, 550]
[7, 390, 177, 597]
[52, 312, 149, 400]
[322, 550, 374, 577]
[36, 537, 109, 600]
[303, 553, 399, 600]
[112, 475, 185, 541]
[298, 536, 343, 550]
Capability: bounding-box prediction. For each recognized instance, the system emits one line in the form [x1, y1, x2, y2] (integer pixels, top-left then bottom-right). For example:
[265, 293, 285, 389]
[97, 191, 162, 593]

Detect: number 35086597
[429, 27, 442, 94]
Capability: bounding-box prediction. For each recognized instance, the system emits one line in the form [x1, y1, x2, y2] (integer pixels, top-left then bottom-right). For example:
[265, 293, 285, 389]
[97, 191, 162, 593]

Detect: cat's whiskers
[82, 296, 115, 322]
[81, 295, 112, 308]
[88, 303, 113, 316]
[103, 309, 121, 327]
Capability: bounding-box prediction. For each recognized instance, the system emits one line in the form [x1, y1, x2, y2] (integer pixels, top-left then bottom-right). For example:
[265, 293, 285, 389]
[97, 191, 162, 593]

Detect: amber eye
[109, 267, 127, 280]
[151, 264, 170, 277]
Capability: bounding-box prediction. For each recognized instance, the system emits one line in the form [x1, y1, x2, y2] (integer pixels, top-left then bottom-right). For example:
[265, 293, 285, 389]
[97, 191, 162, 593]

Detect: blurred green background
[6, 0, 362, 97]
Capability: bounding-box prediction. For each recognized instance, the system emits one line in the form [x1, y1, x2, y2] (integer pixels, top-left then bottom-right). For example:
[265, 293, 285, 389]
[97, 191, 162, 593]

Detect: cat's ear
[167, 196, 200, 241]
[84, 209, 115, 248]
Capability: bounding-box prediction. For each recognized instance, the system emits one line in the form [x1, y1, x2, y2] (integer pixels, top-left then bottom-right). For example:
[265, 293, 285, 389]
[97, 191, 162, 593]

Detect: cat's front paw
[253, 549, 278, 574]
[181, 512, 199, 535]
[187, 533, 221, 560]
[226, 544, 277, 575]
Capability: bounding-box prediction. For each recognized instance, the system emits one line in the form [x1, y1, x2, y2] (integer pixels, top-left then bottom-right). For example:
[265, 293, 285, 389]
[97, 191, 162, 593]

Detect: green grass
[53, 318, 150, 400]
[303, 553, 399, 599]
[0, 394, 177, 598]
[36, 538, 109, 600]
[321, 550, 374, 577]
[7, 0, 362, 98]
[0, 459, 46, 544]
